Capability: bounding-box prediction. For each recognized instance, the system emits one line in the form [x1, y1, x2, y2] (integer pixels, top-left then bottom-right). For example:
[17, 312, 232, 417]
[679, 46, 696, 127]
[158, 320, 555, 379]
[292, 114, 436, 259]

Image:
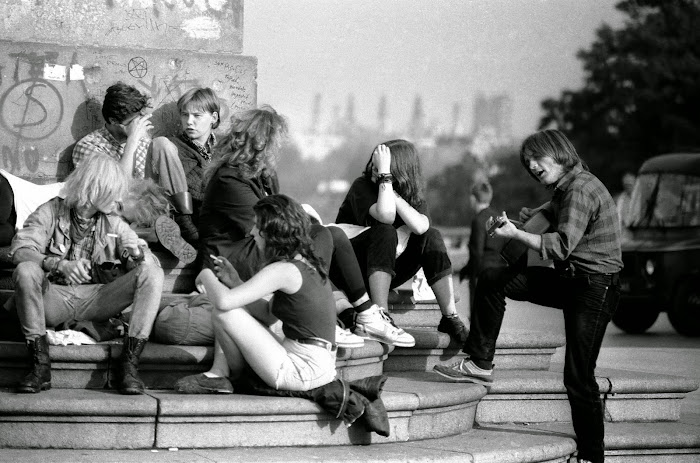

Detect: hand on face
[372, 144, 392, 179]
[122, 113, 153, 141]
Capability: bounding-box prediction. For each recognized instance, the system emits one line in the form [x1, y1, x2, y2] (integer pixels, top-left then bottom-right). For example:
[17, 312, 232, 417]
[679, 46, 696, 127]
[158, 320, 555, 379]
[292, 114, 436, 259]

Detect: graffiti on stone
[128, 57, 148, 78]
[0, 79, 64, 140]
[105, 8, 181, 37]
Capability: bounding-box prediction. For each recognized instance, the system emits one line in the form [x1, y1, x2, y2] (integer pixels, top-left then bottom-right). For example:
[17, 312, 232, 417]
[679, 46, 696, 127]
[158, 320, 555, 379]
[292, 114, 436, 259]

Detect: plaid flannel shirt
[540, 163, 623, 275]
[72, 127, 149, 178]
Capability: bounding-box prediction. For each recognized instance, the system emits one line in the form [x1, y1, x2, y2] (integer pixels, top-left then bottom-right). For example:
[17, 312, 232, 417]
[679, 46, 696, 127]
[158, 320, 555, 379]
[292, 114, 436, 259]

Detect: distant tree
[427, 151, 479, 226]
[539, 0, 700, 191]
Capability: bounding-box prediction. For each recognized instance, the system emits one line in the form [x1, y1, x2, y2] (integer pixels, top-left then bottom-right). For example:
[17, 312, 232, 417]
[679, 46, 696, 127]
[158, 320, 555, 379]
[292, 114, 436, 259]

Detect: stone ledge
[0, 339, 391, 389]
[385, 329, 566, 373]
[0, 373, 485, 449]
[474, 368, 698, 424]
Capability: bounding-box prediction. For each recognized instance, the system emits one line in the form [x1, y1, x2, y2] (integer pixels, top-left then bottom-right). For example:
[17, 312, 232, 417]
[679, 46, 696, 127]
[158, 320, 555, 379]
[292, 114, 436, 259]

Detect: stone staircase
[0, 256, 698, 462]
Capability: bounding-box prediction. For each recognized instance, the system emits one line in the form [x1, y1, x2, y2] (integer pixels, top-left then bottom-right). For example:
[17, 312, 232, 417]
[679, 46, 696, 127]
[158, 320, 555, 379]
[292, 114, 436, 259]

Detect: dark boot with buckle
[116, 336, 148, 395]
[17, 334, 52, 393]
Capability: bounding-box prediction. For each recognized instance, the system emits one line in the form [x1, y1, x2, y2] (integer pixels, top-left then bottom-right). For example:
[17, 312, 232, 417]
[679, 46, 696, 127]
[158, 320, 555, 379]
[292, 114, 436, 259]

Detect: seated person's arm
[197, 261, 301, 313]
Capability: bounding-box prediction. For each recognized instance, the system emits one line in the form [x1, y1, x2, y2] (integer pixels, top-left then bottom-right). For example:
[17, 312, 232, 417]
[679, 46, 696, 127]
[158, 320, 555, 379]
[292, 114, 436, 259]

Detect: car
[612, 152, 700, 336]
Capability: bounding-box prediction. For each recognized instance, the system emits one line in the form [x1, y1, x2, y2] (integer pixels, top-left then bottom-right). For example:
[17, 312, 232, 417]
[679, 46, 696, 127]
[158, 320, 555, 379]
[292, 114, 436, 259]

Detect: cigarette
[210, 254, 222, 262]
[107, 233, 119, 238]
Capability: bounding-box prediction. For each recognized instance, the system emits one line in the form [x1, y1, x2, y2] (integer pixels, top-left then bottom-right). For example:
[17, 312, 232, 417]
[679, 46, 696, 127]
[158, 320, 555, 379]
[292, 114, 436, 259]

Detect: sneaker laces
[378, 308, 401, 330]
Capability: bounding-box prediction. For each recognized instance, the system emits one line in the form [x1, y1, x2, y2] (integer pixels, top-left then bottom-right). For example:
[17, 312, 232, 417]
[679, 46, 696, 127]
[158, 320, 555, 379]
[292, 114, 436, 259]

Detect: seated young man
[72, 81, 195, 264]
[8, 155, 164, 395]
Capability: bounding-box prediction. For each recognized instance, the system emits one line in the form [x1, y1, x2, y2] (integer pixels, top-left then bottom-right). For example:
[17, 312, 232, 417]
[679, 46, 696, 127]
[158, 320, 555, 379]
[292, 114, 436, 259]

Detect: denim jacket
[10, 197, 155, 284]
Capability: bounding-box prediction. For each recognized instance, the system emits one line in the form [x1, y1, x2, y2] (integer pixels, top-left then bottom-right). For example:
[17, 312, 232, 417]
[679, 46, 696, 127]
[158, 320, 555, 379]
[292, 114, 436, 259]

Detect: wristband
[377, 173, 393, 184]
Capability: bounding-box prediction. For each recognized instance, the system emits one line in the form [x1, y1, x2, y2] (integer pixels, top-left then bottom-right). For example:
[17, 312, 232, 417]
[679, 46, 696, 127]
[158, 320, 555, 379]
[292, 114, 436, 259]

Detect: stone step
[384, 328, 566, 372]
[0, 373, 485, 449]
[0, 340, 392, 390]
[470, 366, 700, 425]
[1, 421, 698, 462]
[523, 421, 700, 463]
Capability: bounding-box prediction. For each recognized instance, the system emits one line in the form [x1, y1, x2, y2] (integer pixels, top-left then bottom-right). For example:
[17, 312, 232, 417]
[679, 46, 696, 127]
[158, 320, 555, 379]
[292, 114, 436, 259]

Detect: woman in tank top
[193, 194, 337, 392]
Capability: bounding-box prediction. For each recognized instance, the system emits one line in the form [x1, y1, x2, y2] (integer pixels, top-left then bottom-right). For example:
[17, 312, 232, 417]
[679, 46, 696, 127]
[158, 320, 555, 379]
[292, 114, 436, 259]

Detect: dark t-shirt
[335, 176, 428, 228]
[271, 260, 336, 344]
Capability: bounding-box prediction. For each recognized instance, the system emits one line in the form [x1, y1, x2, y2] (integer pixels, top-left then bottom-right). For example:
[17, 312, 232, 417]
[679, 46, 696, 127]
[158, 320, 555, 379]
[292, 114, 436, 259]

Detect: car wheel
[612, 299, 660, 334]
[668, 280, 700, 337]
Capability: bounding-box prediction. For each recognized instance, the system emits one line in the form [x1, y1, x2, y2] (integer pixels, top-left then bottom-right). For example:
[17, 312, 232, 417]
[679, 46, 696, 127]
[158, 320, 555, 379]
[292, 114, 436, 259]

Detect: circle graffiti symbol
[128, 57, 148, 78]
[0, 79, 64, 140]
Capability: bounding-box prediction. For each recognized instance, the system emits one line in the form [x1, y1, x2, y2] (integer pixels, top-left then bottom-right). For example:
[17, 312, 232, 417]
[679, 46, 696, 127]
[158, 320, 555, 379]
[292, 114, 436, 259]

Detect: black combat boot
[17, 334, 52, 393]
[116, 336, 148, 395]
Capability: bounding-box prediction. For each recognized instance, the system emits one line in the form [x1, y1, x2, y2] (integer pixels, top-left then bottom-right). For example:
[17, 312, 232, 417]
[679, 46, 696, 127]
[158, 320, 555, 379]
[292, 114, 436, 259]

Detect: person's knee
[135, 261, 165, 287]
[310, 225, 333, 264]
[424, 227, 447, 249]
[327, 225, 353, 251]
[13, 261, 44, 287]
[151, 137, 177, 158]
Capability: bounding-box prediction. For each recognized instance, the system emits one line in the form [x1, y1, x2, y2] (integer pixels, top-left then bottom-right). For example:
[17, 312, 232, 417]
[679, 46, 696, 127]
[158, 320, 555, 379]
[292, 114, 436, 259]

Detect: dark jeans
[326, 226, 368, 304]
[349, 223, 452, 288]
[464, 262, 620, 463]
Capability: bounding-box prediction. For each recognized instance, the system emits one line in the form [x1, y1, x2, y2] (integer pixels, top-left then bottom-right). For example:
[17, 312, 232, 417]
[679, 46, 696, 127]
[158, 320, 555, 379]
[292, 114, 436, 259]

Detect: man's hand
[491, 212, 518, 239]
[59, 258, 92, 285]
[519, 207, 535, 223]
[212, 255, 244, 289]
[117, 232, 142, 258]
[123, 114, 153, 141]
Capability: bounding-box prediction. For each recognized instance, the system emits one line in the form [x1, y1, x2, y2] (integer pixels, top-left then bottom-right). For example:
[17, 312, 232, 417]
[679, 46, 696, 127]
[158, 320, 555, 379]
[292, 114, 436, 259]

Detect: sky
[244, 0, 625, 138]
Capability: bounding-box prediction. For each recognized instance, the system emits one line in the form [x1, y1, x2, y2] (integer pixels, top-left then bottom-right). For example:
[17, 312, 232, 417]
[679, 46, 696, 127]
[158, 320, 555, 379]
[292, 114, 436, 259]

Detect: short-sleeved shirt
[72, 127, 149, 178]
[540, 163, 623, 275]
[335, 176, 428, 228]
[271, 260, 336, 344]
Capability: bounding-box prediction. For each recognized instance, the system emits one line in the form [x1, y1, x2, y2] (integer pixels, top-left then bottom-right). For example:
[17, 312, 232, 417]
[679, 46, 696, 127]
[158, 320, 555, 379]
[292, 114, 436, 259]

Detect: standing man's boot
[116, 336, 148, 395]
[17, 334, 52, 393]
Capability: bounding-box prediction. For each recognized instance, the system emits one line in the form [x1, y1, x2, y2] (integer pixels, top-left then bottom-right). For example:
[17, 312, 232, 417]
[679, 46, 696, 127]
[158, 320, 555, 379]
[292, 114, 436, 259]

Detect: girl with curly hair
[181, 195, 337, 392]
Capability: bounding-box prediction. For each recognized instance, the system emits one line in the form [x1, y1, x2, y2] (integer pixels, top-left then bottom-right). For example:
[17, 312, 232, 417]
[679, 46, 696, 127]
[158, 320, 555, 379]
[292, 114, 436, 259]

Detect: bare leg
[213, 307, 288, 387]
[368, 270, 392, 309]
[204, 298, 273, 379]
[431, 274, 458, 317]
[204, 340, 232, 378]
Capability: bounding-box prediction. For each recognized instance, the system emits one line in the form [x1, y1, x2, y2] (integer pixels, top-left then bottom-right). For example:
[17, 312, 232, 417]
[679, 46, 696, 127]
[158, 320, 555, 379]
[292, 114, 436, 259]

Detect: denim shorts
[275, 338, 337, 391]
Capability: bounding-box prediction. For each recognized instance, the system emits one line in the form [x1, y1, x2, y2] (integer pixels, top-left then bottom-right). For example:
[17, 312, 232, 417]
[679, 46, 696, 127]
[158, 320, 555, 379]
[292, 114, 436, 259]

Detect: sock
[354, 300, 373, 313]
[471, 358, 493, 370]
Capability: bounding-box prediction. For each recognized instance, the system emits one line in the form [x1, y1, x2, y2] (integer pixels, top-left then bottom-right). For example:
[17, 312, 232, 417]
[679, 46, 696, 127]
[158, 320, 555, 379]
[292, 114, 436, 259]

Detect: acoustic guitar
[497, 209, 553, 266]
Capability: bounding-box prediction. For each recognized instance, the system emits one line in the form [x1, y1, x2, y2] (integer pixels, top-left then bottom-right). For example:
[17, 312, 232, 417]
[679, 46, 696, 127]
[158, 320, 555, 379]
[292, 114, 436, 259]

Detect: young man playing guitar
[434, 130, 623, 463]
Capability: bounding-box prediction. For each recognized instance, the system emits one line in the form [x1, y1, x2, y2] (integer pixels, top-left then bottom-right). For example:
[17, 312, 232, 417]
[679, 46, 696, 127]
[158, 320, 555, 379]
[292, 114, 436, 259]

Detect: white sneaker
[335, 324, 365, 349]
[354, 305, 415, 347]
